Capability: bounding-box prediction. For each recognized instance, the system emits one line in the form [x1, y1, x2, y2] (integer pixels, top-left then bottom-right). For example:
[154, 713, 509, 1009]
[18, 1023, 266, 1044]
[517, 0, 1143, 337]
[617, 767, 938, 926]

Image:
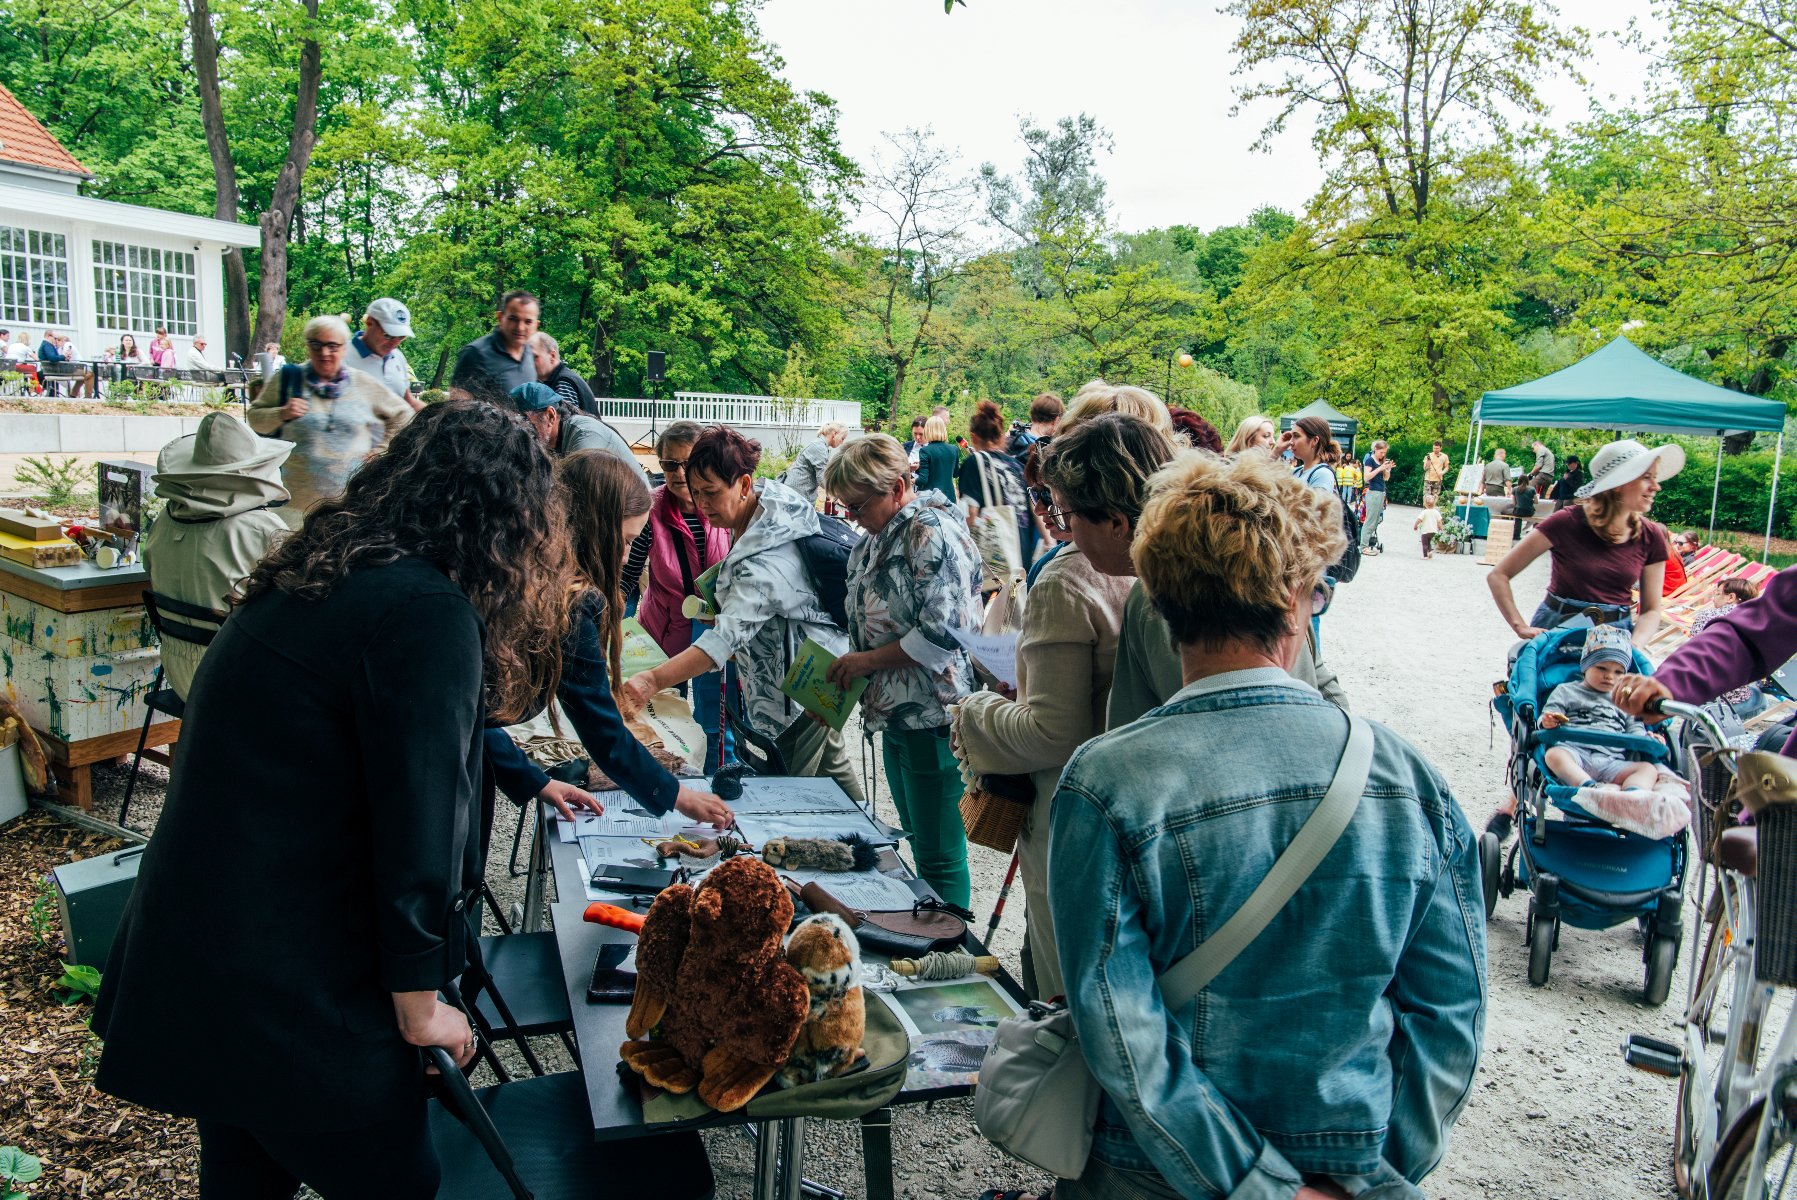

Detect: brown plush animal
[778, 913, 866, 1087]
[619, 857, 811, 1112]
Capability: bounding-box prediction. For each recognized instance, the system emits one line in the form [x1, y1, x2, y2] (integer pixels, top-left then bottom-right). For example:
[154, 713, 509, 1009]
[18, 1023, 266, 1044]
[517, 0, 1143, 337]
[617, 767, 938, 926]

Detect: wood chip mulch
[0, 811, 197, 1197]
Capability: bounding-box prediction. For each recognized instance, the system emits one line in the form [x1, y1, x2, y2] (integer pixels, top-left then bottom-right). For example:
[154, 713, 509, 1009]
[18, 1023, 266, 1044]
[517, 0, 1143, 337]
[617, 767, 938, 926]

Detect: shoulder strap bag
[970, 450, 1024, 591]
[973, 713, 1375, 1181]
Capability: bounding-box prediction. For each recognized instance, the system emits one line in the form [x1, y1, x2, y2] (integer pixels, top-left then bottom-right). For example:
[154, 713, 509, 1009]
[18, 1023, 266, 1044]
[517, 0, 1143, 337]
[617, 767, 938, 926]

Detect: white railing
[597, 393, 861, 430]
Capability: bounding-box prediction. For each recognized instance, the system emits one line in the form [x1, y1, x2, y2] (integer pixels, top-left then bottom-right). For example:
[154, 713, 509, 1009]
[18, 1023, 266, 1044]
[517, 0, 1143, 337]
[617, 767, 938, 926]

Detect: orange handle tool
[583, 902, 645, 934]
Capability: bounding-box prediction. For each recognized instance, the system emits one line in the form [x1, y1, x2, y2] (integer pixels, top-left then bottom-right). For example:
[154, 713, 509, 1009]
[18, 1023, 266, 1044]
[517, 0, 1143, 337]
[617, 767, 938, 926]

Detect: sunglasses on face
[658, 459, 688, 475]
[1312, 583, 1333, 617]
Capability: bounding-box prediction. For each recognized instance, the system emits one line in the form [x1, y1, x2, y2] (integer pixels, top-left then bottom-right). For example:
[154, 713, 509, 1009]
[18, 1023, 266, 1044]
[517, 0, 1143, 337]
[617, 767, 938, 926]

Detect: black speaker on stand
[642, 350, 667, 447]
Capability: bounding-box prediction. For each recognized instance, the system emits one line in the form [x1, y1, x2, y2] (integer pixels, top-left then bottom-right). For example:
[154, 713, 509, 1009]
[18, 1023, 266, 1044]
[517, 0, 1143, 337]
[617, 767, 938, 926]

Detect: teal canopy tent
[1470, 336, 1789, 555]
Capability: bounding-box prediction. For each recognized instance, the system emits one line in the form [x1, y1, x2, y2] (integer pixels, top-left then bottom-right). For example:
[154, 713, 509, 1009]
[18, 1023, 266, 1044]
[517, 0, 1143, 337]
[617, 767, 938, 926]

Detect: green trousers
[881, 724, 971, 909]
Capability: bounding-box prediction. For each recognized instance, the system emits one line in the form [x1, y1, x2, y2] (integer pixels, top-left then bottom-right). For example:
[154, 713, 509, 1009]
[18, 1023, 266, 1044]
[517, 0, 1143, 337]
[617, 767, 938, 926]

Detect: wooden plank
[0, 510, 66, 541]
[41, 720, 181, 768]
[1482, 518, 1515, 566]
[0, 573, 147, 614]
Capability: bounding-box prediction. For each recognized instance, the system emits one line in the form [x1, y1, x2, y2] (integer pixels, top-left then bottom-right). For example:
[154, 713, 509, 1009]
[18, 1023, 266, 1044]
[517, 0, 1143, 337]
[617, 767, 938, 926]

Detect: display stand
[0, 557, 172, 809]
[1482, 519, 1515, 566]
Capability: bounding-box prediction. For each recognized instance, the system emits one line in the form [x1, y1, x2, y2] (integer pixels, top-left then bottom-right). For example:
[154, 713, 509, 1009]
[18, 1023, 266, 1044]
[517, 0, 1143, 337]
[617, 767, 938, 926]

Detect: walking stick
[984, 850, 1021, 945]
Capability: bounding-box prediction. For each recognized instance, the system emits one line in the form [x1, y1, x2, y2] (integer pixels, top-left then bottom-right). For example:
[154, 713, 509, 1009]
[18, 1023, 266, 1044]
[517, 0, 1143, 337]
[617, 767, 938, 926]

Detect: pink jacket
[637, 485, 731, 654]
[150, 341, 177, 368]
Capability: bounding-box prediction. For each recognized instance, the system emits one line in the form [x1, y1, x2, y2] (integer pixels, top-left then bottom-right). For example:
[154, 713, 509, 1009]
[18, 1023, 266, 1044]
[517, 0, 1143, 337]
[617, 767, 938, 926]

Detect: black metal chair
[426, 1047, 715, 1200]
[119, 591, 224, 830]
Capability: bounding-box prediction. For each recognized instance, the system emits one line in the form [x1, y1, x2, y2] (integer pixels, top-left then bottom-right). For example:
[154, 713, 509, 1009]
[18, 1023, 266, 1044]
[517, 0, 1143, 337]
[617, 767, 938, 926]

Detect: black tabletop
[540, 801, 1026, 1140]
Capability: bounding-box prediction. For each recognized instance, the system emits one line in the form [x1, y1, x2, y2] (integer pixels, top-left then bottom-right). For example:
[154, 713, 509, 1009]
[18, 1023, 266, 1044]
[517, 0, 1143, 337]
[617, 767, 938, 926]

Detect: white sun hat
[1575, 439, 1686, 499]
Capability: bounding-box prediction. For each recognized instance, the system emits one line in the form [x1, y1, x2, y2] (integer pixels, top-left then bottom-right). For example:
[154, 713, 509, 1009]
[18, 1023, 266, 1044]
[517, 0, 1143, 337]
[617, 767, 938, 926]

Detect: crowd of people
[91, 290, 1795, 1200]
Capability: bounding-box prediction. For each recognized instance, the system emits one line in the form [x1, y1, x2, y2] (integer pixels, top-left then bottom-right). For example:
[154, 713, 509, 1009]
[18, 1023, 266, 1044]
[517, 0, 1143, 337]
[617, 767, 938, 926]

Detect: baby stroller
[1482, 625, 1689, 1004]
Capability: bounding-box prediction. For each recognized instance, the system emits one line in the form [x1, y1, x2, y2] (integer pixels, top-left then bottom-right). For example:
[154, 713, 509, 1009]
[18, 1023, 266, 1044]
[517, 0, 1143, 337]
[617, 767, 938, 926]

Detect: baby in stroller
[1540, 623, 1662, 795]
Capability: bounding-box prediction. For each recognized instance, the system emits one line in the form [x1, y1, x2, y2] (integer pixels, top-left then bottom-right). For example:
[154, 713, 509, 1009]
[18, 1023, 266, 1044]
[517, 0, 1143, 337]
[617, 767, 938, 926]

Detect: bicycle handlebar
[1651, 699, 1740, 774]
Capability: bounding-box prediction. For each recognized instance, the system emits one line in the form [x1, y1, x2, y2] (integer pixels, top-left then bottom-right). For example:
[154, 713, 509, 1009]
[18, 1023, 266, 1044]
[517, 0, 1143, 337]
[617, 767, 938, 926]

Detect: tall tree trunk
[250, 0, 324, 351]
[186, 0, 251, 360]
[1425, 332, 1451, 441]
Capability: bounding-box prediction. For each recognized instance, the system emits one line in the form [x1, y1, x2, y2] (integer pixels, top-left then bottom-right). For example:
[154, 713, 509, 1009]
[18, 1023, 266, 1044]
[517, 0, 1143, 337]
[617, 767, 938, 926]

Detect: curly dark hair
[559, 450, 652, 684]
[238, 399, 572, 723]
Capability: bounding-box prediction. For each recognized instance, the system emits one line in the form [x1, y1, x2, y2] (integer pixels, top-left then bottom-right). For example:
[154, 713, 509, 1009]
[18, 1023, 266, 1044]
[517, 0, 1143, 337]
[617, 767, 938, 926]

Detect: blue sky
[758, 0, 1659, 235]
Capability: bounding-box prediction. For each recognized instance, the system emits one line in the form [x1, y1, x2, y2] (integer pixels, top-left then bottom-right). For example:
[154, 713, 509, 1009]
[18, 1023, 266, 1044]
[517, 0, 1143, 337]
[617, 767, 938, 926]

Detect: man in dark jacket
[451, 289, 538, 400]
[530, 330, 599, 416]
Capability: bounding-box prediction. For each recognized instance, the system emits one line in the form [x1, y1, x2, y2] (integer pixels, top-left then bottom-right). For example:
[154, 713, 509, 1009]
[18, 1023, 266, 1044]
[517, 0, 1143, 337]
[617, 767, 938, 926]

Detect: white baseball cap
[364, 297, 414, 339]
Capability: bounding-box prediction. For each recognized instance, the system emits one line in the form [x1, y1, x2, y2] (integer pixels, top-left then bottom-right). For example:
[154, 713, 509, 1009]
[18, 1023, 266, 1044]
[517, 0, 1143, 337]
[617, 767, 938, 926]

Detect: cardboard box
[0, 510, 64, 542]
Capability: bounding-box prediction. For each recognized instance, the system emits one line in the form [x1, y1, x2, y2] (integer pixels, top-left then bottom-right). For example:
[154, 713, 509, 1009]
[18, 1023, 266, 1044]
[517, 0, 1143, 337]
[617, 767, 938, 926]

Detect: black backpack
[1303, 463, 1360, 584]
[795, 512, 860, 629]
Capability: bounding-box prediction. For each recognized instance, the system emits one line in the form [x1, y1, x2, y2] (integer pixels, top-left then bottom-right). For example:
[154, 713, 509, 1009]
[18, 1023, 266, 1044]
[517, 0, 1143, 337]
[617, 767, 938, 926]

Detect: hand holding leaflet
[780, 638, 869, 731]
[949, 627, 1018, 689]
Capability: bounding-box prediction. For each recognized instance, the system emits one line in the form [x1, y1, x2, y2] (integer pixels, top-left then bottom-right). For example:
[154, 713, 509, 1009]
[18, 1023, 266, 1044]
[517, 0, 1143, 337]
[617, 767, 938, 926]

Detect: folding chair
[119, 591, 224, 830]
[426, 1046, 715, 1200]
[724, 703, 789, 777]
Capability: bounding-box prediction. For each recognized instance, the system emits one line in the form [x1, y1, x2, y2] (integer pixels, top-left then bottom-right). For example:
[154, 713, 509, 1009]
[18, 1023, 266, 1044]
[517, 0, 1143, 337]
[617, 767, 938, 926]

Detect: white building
[0, 82, 257, 364]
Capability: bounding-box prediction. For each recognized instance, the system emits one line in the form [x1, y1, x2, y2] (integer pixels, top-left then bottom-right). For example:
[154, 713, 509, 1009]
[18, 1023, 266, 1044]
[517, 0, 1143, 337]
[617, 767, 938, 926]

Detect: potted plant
[1436, 514, 1473, 554]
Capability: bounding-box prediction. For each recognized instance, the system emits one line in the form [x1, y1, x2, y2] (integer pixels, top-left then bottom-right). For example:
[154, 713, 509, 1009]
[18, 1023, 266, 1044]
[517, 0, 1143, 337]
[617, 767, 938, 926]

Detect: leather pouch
[792, 880, 970, 957]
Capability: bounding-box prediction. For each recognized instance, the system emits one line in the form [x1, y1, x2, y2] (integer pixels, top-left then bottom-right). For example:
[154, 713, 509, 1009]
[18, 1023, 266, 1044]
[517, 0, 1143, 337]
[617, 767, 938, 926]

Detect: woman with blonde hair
[1060, 379, 1173, 436]
[822, 435, 982, 904]
[912, 413, 958, 502]
[1040, 448, 1482, 1200]
[1226, 413, 1278, 455]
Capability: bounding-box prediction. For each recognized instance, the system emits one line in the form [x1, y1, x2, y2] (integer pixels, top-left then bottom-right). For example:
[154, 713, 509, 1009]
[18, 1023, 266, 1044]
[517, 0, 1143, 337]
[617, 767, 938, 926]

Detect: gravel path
[71, 506, 1693, 1197]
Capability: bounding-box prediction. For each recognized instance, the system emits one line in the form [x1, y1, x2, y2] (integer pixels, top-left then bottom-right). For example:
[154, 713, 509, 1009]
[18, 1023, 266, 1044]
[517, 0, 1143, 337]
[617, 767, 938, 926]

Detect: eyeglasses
[658, 459, 688, 475]
[306, 339, 345, 352]
[1312, 583, 1333, 617]
[1028, 486, 1053, 509]
[1044, 499, 1081, 533]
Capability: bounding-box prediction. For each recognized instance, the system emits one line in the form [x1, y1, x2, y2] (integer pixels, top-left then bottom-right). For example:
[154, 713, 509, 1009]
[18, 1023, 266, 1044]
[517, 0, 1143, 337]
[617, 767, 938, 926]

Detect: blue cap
[509, 381, 559, 413]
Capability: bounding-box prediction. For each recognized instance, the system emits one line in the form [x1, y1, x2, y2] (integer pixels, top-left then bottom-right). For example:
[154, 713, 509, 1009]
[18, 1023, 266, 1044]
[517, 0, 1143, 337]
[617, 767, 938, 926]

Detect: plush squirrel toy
[762, 834, 880, 873]
[778, 912, 867, 1087]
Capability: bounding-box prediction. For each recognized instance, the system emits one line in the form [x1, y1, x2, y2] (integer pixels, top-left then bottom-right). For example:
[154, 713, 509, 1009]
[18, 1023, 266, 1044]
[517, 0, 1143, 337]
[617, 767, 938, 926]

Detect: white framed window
[0, 226, 71, 327]
[93, 241, 198, 336]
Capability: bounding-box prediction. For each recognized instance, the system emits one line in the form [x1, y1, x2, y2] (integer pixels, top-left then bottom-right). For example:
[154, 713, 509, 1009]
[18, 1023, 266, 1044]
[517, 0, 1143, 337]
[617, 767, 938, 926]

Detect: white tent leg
[1468, 421, 1484, 508]
[1765, 432, 1784, 564]
[1710, 438, 1724, 540]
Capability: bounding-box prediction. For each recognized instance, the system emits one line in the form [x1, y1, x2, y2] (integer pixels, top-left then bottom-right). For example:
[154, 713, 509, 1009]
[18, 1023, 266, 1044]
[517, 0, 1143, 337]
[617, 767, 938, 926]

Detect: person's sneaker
[1485, 810, 1514, 843]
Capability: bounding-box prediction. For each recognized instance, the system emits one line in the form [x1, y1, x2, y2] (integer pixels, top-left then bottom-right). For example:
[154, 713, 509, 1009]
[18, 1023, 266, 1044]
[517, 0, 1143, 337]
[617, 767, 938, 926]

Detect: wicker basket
[960, 780, 1032, 853]
[1756, 804, 1797, 985]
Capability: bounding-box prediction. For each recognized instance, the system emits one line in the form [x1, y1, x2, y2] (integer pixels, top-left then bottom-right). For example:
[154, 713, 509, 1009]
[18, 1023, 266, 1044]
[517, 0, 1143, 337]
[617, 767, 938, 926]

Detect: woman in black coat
[92, 401, 573, 1198]
[485, 450, 733, 826]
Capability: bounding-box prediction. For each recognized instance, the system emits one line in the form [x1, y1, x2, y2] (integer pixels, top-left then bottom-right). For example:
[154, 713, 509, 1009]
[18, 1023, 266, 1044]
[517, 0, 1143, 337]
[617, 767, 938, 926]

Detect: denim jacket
[1049, 668, 1486, 1199]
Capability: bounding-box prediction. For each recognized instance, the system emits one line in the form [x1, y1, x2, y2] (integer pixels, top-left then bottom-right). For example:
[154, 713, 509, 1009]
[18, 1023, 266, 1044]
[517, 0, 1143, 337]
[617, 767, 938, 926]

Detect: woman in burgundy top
[1487, 439, 1683, 648]
[1483, 440, 1684, 844]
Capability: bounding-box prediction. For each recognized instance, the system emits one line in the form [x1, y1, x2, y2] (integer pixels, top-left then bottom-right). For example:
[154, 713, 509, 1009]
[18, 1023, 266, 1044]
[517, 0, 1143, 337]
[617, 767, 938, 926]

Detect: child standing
[1415, 496, 1443, 558]
[1540, 624, 1659, 792]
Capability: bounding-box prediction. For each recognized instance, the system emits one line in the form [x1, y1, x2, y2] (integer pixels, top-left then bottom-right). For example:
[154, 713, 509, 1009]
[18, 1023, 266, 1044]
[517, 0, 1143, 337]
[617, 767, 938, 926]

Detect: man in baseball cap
[344, 297, 419, 409]
[508, 381, 646, 481]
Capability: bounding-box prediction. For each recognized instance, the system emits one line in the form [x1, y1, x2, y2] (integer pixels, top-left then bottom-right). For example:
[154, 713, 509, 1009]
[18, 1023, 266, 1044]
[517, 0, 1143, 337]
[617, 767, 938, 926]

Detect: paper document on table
[949, 628, 1018, 688]
[553, 792, 635, 841]
[730, 775, 861, 815]
[783, 868, 920, 910]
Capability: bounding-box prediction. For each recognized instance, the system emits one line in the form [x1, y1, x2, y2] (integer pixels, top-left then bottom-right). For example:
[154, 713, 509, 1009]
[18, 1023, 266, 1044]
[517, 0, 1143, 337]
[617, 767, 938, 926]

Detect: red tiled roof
[0, 83, 89, 178]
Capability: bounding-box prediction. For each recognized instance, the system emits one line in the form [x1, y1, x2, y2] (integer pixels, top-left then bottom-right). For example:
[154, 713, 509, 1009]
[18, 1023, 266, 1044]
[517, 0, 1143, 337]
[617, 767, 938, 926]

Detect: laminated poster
[779, 638, 869, 732]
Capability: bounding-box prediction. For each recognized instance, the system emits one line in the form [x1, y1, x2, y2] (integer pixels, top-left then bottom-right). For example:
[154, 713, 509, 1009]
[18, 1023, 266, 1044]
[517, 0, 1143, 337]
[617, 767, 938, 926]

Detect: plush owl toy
[778, 912, 867, 1087]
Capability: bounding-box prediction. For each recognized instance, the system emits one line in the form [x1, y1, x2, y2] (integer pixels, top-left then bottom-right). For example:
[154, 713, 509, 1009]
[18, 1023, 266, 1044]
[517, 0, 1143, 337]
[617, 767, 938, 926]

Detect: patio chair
[426, 1046, 715, 1200]
[724, 702, 788, 777]
[119, 591, 224, 830]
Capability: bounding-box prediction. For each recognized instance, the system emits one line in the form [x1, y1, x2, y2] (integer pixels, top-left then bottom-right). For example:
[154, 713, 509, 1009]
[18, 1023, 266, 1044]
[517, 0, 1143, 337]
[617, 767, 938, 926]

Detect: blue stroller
[1481, 625, 1689, 1004]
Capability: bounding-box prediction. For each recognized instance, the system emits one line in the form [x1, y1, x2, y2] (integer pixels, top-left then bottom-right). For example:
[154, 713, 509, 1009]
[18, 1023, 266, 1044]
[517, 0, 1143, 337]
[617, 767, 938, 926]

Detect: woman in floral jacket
[825, 434, 982, 906]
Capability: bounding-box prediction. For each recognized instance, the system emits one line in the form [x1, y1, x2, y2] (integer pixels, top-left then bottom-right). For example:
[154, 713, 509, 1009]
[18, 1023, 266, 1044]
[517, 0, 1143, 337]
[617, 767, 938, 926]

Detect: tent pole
[1710, 437, 1723, 541]
[1468, 421, 1484, 508]
[1765, 431, 1784, 565]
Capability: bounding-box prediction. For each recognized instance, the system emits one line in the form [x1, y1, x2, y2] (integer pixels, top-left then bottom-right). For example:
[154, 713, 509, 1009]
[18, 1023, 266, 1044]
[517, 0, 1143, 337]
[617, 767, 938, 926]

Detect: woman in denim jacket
[1046, 450, 1486, 1200]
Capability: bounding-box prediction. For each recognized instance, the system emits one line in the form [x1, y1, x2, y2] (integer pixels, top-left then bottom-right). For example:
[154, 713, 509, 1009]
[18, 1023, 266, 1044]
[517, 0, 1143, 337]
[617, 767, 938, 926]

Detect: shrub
[15, 456, 90, 507]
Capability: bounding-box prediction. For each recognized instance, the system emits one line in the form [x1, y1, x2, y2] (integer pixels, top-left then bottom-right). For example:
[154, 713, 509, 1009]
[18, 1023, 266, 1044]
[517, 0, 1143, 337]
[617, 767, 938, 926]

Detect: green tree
[1227, 0, 1585, 438]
